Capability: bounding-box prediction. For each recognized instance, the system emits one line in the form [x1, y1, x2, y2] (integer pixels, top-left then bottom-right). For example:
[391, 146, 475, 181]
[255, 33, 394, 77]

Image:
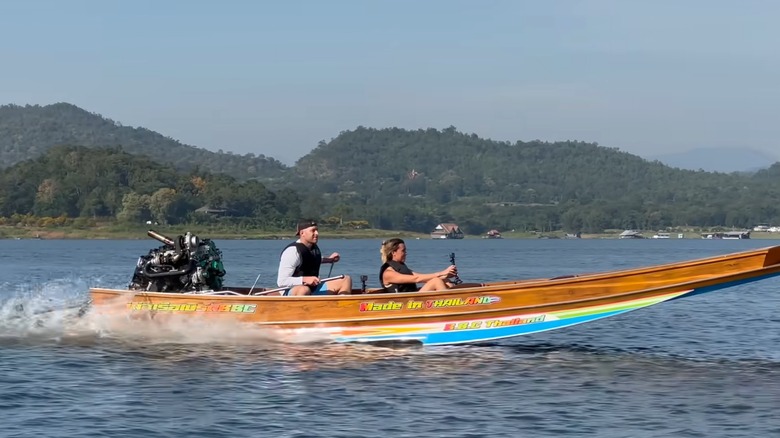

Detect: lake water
[1, 237, 779, 437]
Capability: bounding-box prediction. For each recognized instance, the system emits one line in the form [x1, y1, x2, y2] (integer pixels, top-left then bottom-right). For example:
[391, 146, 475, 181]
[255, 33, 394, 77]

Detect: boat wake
[85, 305, 334, 346]
[0, 278, 93, 343]
[0, 279, 333, 347]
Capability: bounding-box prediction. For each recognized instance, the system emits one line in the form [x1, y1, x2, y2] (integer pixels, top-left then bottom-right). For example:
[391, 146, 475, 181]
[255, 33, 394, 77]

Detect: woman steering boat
[378, 238, 458, 293]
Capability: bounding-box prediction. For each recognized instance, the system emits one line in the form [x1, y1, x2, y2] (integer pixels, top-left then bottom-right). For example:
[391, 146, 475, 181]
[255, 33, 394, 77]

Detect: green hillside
[0, 145, 299, 228]
[2, 104, 780, 235]
[0, 103, 288, 180]
[288, 127, 780, 233]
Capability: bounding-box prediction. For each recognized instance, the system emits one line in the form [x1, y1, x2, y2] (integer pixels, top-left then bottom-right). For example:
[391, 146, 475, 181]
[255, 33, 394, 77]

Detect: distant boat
[652, 232, 671, 239]
[619, 230, 644, 239]
[702, 231, 751, 240]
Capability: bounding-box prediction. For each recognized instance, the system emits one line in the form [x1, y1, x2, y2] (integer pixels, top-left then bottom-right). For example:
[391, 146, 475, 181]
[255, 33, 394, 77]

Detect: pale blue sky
[2, 0, 779, 165]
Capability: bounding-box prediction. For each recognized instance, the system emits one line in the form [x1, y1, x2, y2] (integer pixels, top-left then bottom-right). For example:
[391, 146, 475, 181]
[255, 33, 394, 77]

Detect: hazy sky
[2, 0, 779, 165]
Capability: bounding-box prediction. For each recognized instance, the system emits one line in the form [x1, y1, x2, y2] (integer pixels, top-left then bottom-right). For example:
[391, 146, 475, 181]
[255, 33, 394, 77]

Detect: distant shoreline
[0, 225, 427, 241]
[2, 225, 779, 241]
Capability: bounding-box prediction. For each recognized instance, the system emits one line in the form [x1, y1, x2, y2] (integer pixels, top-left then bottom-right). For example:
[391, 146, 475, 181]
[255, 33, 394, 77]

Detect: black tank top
[379, 261, 419, 293]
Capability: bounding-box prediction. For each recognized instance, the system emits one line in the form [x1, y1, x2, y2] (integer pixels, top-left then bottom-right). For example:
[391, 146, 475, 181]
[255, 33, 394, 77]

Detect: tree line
[0, 145, 300, 229]
[2, 103, 780, 234]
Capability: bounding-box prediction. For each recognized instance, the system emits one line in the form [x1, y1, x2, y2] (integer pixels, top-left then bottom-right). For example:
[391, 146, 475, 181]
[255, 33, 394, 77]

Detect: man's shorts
[281, 280, 330, 296]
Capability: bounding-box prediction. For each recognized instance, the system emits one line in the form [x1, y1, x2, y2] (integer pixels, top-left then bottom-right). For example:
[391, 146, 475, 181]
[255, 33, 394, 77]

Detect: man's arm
[277, 246, 303, 287]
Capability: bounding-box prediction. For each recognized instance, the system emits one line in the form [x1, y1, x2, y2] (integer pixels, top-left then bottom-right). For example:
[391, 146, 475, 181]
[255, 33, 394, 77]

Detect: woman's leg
[419, 277, 449, 292]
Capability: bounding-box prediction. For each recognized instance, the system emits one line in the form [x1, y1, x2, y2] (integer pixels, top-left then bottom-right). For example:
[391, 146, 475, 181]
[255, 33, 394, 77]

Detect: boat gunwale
[88, 261, 780, 327]
[201, 263, 780, 326]
[481, 246, 776, 289]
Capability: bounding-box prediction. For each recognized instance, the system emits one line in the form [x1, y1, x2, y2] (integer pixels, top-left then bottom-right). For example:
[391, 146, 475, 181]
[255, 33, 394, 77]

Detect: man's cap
[296, 219, 318, 236]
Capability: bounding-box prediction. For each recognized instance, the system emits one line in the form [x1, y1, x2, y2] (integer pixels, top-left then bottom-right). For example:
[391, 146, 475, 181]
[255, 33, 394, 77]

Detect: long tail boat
[88, 231, 780, 346]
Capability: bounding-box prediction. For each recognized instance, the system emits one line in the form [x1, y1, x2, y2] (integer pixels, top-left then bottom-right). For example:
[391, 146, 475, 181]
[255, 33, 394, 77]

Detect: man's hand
[325, 252, 340, 263]
[302, 276, 321, 286]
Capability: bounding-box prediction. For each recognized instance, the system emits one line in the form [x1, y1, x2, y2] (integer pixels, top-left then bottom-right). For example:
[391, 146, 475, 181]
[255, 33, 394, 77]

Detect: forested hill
[289, 126, 780, 233]
[0, 145, 299, 226]
[0, 103, 288, 180]
[295, 125, 699, 202]
[293, 126, 744, 205]
[3, 104, 780, 234]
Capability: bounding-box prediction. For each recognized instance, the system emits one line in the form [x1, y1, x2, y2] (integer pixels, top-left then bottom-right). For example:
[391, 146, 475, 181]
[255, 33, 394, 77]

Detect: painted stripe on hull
[332, 289, 693, 345]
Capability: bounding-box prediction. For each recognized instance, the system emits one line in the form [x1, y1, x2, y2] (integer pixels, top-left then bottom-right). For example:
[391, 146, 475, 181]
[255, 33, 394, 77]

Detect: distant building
[431, 223, 465, 239]
[484, 229, 502, 239]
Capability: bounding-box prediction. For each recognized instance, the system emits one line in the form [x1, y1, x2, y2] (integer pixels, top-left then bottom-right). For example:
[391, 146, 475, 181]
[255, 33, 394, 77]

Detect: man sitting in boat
[379, 238, 457, 293]
[277, 219, 353, 296]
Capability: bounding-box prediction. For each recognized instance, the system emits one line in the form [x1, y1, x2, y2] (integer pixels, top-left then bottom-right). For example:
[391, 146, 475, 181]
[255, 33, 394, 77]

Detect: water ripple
[2, 239, 780, 437]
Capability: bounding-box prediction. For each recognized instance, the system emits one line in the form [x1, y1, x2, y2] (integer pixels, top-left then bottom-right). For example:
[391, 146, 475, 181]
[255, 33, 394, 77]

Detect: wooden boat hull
[89, 245, 780, 345]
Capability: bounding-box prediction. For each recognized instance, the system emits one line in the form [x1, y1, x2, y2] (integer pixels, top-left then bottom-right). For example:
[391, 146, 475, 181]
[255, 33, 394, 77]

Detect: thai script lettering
[127, 302, 257, 313]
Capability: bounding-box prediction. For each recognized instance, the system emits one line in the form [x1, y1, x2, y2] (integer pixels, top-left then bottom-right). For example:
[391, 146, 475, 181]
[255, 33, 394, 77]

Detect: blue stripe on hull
[423, 309, 629, 345]
[336, 309, 629, 346]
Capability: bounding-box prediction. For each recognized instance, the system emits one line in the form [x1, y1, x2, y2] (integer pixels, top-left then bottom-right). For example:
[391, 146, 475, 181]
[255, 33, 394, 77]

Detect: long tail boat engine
[129, 230, 226, 292]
